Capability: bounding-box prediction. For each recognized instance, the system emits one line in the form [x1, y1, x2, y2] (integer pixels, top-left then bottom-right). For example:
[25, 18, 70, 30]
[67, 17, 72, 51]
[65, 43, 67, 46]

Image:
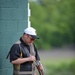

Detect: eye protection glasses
[28, 35, 35, 41]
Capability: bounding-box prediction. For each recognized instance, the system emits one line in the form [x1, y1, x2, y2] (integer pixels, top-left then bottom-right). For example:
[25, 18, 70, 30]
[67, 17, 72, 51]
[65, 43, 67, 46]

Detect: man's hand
[28, 55, 36, 62]
[39, 64, 44, 71]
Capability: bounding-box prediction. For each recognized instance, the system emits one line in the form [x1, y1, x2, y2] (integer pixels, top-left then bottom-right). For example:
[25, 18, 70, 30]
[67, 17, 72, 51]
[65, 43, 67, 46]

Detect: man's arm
[11, 55, 36, 64]
[35, 61, 44, 75]
[34, 45, 44, 75]
[36, 64, 44, 75]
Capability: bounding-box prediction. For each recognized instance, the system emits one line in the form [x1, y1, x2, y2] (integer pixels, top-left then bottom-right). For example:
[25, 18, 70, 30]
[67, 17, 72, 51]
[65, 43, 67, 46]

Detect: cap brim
[31, 35, 39, 39]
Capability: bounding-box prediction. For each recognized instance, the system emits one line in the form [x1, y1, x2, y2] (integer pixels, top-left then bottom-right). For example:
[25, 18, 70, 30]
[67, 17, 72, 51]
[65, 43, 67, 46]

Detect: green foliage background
[29, 1, 75, 75]
[43, 60, 75, 75]
[29, 0, 75, 49]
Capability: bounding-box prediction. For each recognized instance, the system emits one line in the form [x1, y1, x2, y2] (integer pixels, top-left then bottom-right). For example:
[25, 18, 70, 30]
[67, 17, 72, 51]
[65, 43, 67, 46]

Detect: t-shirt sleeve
[34, 45, 40, 61]
[10, 44, 20, 62]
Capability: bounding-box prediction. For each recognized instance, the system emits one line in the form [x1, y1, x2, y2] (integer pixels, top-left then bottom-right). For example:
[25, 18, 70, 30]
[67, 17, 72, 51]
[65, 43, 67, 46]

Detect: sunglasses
[28, 35, 35, 41]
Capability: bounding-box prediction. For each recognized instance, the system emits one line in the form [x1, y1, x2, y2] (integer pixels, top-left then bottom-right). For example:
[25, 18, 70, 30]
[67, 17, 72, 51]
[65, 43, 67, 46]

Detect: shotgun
[36, 65, 44, 75]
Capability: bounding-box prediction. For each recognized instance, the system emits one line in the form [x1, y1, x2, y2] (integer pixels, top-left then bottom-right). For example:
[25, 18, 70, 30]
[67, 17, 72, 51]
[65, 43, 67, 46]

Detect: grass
[41, 58, 75, 65]
[41, 59, 75, 75]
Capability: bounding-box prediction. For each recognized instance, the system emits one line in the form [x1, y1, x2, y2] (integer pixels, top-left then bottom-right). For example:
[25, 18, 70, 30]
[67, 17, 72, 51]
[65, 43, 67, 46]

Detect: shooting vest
[7, 40, 36, 75]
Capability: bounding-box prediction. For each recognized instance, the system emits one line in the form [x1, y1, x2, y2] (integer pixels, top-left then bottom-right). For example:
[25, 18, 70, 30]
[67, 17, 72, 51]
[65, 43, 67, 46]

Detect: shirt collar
[20, 37, 29, 47]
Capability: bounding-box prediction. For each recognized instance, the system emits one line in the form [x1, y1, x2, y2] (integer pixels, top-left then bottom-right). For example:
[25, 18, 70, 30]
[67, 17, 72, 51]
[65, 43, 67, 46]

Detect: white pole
[28, 3, 31, 28]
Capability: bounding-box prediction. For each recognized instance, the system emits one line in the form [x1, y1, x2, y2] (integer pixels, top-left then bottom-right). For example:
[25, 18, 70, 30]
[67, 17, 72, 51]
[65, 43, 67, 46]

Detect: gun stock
[36, 65, 44, 75]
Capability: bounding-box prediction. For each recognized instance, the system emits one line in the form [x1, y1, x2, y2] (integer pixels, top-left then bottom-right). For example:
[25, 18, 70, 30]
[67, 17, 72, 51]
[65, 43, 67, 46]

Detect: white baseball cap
[24, 27, 39, 39]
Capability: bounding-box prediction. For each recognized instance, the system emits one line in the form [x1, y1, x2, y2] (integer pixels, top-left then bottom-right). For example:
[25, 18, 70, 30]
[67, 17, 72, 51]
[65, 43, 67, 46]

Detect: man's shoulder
[11, 40, 21, 49]
[15, 40, 21, 44]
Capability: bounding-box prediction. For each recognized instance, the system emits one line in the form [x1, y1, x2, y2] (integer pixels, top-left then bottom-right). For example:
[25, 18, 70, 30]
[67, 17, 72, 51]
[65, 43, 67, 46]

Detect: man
[7, 27, 44, 75]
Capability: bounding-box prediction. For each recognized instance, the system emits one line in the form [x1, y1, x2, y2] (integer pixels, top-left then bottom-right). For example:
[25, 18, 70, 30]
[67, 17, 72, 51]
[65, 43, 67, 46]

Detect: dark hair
[23, 33, 25, 35]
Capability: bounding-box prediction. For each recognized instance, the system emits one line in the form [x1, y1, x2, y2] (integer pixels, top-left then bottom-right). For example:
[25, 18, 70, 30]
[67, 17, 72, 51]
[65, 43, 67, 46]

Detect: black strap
[6, 50, 10, 59]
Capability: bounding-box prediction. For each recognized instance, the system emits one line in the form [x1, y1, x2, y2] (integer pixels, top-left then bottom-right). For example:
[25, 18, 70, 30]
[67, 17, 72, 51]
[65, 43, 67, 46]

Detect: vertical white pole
[28, 3, 31, 28]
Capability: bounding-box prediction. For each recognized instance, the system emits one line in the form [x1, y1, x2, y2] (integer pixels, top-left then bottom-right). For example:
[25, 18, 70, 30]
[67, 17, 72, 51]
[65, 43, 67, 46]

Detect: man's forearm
[36, 65, 44, 75]
[11, 55, 36, 64]
[11, 58, 29, 64]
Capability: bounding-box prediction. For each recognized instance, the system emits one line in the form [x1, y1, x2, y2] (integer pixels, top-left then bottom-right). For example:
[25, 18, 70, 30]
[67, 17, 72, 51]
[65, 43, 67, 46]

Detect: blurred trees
[29, 0, 75, 49]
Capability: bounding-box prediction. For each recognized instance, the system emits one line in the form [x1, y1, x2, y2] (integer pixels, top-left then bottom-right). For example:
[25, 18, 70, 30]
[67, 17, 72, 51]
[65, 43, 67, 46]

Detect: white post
[28, 3, 31, 28]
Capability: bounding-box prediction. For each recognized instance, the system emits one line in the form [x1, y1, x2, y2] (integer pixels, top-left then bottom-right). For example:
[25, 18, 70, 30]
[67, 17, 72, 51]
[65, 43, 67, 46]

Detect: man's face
[24, 34, 35, 45]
